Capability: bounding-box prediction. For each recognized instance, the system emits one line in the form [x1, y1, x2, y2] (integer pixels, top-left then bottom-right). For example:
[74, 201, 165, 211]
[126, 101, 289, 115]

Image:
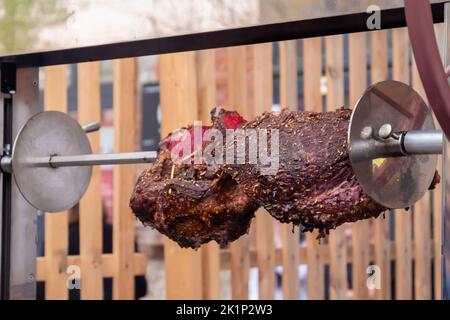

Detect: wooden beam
[159, 51, 203, 299]
[196, 49, 221, 300]
[113, 58, 138, 300]
[349, 32, 370, 300]
[370, 29, 392, 300]
[303, 37, 325, 300]
[325, 34, 348, 300]
[253, 43, 276, 300]
[432, 22, 444, 300]
[392, 28, 413, 300]
[219, 241, 430, 270]
[43, 65, 69, 300]
[77, 61, 103, 300]
[279, 39, 300, 300]
[36, 253, 147, 281]
[412, 56, 432, 300]
[227, 45, 251, 299]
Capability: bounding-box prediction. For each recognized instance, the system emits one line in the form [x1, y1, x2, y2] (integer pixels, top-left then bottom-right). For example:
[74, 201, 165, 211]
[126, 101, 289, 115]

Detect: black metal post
[0, 62, 16, 300]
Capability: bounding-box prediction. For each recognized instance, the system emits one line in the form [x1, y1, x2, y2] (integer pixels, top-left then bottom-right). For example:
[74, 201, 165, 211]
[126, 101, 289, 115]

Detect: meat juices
[130, 107, 439, 248]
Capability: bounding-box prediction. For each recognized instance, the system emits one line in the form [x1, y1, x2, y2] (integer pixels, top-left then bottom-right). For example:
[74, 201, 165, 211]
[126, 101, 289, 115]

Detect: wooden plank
[411, 57, 432, 300]
[219, 241, 432, 270]
[433, 22, 444, 300]
[36, 253, 147, 281]
[112, 58, 138, 300]
[325, 34, 347, 300]
[43, 65, 69, 300]
[395, 208, 413, 300]
[200, 242, 220, 299]
[255, 210, 276, 299]
[433, 155, 442, 300]
[227, 45, 251, 299]
[196, 49, 221, 300]
[349, 32, 370, 300]
[303, 37, 325, 300]
[392, 28, 413, 300]
[197, 49, 217, 124]
[433, 157, 442, 300]
[413, 199, 432, 300]
[279, 40, 300, 299]
[253, 43, 276, 300]
[77, 61, 103, 300]
[159, 52, 203, 299]
[370, 29, 391, 300]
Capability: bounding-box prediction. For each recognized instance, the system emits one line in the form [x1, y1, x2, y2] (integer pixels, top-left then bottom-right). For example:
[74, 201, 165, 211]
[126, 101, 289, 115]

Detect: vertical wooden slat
[411, 57, 432, 300]
[413, 196, 432, 300]
[433, 22, 444, 300]
[159, 52, 203, 299]
[279, 40, 300, 299]
[78, 62, 103, 299]
[44, 65, 69, 300]
[325, 34, 347, 300]
[253, 43, 276, 300]
[392, 28, 413, 300]
[349, 32, 370, 300]
[113, 58, 137, 299]
[196, 49, 221, 300]
[303, 37, 325, 300]
[370, 29, 391, 300]
[433, 148, 442, 300]
[227, 45, 251, 299]
[394, 216, 413, 300]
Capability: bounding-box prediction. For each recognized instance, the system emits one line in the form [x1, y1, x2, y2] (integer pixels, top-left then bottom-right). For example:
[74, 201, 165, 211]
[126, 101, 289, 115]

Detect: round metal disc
[12, 111, 92, 212]
[348, 80, 437, 209]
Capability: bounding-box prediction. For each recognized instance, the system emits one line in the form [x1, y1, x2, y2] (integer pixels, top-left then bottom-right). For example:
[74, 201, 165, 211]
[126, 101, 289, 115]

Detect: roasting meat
[225, 108, 384, 237]
[130, 107, 439, 248]
[130, 108, 258, 249]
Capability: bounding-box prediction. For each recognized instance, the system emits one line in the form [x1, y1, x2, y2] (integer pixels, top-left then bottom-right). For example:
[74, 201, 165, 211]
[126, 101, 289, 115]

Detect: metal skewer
[0, 111, 159, 213]
[29, 151, 157, 168]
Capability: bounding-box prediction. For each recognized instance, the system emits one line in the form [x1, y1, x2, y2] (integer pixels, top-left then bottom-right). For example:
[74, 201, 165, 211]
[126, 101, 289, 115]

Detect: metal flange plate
[12, 111, 92, 212]
[348, 80, 437, 209]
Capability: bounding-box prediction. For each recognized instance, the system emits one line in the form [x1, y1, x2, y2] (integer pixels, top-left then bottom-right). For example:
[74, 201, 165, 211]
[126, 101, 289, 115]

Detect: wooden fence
[36, 60, 147, 300]
[36, 25, 444, 300]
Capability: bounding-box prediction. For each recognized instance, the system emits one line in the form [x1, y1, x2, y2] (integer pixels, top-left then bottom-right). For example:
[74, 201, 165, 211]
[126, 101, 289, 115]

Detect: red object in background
[101, 168, 114, 225]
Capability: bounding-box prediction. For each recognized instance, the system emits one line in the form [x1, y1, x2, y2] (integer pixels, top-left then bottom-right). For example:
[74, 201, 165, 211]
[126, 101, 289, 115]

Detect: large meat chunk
[129, 109, 257, 249]
[131, 107, 439, 248]
[226, 108, 386, 237]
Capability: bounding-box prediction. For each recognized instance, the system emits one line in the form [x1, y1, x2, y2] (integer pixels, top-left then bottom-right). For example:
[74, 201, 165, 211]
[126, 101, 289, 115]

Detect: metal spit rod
[354, 126, 443, 162]
[403, 130, 443, 155]
[31, 151, 157, 168]
[0, 151, 157, 173]
[33, 129, 441, 169]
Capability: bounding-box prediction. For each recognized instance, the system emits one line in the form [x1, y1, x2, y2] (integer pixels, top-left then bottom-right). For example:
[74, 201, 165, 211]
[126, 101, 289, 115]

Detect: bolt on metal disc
[12, 111, 92, 212]
[348, 80, 437, 209]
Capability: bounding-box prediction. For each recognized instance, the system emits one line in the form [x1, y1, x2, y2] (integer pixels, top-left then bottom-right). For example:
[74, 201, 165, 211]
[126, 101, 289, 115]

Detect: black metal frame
[0, 3, 445, 68]
[0, 0, 447, 300]
[0, 62, 16, 300]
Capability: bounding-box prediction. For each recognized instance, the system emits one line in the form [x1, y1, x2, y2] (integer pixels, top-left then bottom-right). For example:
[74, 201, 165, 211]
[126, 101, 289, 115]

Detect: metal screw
[360, 126, 373, 140]
[378, 123, 393, 139]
